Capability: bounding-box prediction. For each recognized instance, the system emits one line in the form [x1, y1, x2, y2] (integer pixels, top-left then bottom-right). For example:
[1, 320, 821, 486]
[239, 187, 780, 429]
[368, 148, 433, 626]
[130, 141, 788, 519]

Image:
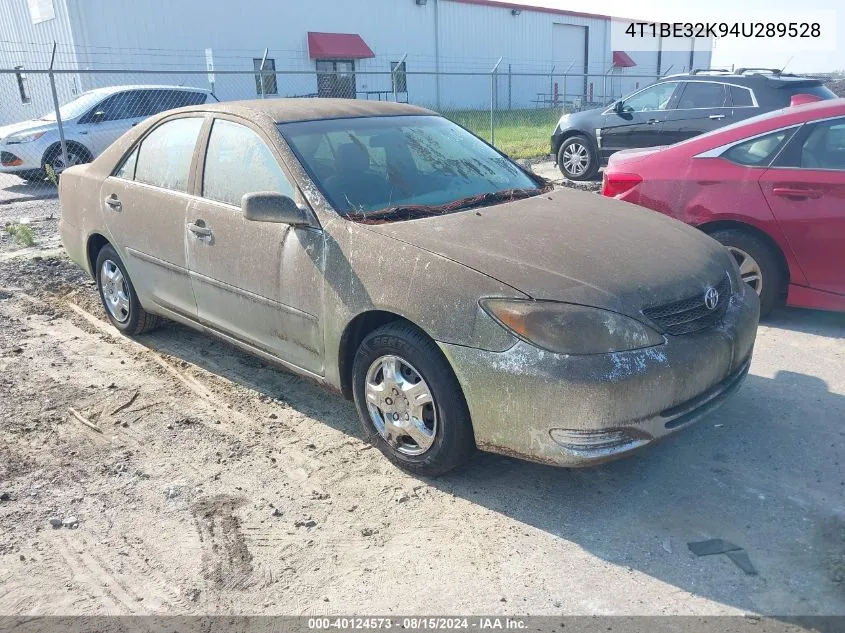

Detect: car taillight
[601, 172, 642, 198]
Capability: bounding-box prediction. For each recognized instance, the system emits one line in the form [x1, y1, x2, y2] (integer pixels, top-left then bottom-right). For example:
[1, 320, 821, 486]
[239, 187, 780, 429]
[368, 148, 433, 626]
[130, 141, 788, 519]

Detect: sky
[519, 0, 843, 73]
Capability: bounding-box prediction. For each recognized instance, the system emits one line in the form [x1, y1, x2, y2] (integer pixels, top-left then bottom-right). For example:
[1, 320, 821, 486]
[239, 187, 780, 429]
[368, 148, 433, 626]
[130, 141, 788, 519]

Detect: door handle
[772, 187, 823, 200]
[647, 118, 660, 125]
[187, 221, 213, 238]
[709, 114, 726, 120]
[104, 195, 122, 211]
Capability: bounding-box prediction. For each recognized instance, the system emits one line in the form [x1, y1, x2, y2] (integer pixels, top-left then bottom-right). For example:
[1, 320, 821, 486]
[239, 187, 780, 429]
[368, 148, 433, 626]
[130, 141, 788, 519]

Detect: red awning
[612, 51, 636, 68]
[307, 32, 375, 60]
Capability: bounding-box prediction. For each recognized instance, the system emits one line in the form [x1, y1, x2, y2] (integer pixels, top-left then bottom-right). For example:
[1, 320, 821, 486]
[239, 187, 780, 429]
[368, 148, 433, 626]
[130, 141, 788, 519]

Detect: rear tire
[557, 135, 598, 181]
[710, 229, 782, 318]
[352, 322, 476, 476]
[95, 244, 163, 335]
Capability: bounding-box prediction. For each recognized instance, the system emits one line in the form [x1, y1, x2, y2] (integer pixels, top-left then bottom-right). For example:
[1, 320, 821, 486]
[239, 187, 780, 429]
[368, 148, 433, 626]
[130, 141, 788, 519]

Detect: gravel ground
[0, 197, 843, 616]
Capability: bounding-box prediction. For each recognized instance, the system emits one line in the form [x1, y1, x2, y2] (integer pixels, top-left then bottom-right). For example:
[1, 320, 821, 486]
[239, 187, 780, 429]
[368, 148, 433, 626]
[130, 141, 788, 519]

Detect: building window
[27, 0, 55, 24]
[316, 60, 356, 99]
[14, 67, 31, 104]
[390, 61, 407, 93]
[253, 58, 278, 96]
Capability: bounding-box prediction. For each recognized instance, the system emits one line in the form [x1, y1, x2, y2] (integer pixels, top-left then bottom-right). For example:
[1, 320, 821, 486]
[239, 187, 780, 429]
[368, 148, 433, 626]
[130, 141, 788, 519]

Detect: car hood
[556, 106, 604, 130]
[361, 188, 733, 318]
[0, 119, 54, 142]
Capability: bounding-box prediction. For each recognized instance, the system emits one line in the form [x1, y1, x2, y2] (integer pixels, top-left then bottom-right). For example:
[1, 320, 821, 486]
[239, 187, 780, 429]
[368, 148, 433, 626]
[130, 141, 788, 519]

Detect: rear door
[186, 116, 325, 374]
[759, 116, 845, 295]
[600, 81, 680, 153]
[101, 114, 205, 318]
[660, 81, 732, 145]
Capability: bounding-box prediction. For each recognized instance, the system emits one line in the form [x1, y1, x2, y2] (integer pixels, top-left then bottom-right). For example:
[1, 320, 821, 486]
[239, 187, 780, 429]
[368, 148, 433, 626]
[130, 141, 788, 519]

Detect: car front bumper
[0, 142, 43, 172]
[438, 282, 759, 467]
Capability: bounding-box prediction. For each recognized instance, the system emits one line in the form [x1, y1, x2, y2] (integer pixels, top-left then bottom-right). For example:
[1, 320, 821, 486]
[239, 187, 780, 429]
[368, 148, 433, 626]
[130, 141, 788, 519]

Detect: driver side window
[621, 82, 679, 113]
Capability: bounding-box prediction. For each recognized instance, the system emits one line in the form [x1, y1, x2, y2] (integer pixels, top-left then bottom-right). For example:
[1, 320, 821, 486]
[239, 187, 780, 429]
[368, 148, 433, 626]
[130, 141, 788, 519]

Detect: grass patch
[5, 223, 36, 247]
[443, 108, 561, 159]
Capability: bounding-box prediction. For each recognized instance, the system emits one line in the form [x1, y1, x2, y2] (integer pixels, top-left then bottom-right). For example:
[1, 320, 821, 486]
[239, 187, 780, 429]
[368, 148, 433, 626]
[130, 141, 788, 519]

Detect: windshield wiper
[352, 187, 544, 223]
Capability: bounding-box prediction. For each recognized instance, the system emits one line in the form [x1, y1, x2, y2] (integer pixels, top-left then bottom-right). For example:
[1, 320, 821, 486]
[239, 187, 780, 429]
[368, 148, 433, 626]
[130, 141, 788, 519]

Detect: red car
[602, 99, 845, 316]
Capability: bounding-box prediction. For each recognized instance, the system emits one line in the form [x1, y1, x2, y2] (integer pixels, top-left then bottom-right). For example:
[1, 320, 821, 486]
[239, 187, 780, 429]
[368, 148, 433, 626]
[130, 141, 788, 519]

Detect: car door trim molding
[126, 247, 184, 274]
[187, 268, 319, 324]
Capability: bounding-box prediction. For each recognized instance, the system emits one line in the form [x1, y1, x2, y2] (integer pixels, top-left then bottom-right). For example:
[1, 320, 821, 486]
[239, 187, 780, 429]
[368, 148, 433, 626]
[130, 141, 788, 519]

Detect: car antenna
[780, 56, 794, 74]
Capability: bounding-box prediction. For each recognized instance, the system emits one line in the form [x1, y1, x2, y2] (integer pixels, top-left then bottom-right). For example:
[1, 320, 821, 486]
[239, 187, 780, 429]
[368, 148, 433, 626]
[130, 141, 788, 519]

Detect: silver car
[0, 85, 214, 181]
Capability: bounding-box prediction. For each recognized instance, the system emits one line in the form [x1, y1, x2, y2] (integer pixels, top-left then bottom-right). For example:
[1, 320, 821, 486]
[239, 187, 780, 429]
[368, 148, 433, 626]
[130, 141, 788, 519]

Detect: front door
[79, 90, 148, 156]
[100, 115, 205, 318]
[600, 81, 681, 154]
[760, 117, 845, 295]
[186, 116, 325, 374]
[660, 81, 733, 145]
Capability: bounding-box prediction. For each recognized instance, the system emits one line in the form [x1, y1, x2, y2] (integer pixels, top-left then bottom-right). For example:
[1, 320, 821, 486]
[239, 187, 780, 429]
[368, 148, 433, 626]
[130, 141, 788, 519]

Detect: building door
[552, 23, 587, 105]
[317, 60, 356, 99]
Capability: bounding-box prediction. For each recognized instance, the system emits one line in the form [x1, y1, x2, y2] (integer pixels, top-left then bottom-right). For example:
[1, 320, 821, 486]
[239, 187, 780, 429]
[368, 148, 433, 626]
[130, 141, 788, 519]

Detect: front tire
[95, 244, 163, 335]
[352, 322, 475, 476]
[710, 229, 782, 318]
[557, 135, 598, 181]
[42, 142, 93, 174]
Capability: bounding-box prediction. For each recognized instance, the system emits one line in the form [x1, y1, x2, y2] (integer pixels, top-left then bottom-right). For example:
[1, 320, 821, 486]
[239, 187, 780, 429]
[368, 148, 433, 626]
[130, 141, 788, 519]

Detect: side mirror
[241, 191, 311, 226]
[91, 110, 106, 122]
[613, 101, 624, 113]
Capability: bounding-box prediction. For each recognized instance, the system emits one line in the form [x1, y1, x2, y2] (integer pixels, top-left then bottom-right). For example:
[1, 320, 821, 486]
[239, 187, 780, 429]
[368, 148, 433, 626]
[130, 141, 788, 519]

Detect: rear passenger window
[730, 86, 754, 107]
[722, 129, 792, 166]
[677, 82, 727, 109]
[114, 147, 138, 180]
[134, 117, 203, 192]
[202, 119, 294, 207]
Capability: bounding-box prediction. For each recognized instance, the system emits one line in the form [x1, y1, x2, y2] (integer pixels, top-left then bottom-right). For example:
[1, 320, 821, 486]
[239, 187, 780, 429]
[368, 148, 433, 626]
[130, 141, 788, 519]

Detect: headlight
[7, 131, 47, 144]
[556, 114, 571, 129]
[480, 299, 664, 355]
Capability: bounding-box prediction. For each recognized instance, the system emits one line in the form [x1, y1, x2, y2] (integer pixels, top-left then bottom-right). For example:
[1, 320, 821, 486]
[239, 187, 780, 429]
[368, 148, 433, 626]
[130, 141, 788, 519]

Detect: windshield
[279, 115, 541, 219]
[40, 90, 108, 121]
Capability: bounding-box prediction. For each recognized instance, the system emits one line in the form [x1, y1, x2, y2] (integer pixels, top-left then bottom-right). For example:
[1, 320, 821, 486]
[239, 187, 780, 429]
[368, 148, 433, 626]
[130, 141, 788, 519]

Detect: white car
[0, 85, 215, 181]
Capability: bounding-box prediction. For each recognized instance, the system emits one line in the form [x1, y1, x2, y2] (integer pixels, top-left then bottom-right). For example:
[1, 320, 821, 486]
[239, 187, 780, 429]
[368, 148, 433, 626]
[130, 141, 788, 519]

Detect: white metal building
[0, 0, 711, 123]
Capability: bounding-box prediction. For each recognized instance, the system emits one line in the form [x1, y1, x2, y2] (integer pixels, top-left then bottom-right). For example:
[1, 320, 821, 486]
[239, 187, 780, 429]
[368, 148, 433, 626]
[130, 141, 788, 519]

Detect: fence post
[490, 56, 502, 146]
[259, 48, 269, 99]
[392, 53, 407, 103]
[48, 42, 69, 171]
[508, 63, 512, 110]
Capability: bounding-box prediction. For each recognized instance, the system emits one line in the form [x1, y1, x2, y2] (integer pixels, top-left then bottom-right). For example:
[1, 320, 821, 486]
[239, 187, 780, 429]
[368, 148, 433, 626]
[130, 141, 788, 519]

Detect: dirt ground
[0, 192, 844, 616]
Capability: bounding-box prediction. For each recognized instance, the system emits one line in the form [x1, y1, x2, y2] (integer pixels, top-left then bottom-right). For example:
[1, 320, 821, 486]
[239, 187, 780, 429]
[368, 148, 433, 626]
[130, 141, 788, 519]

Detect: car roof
[660, 72, 824, 87]
[172, 98, 437, 124]
[82, 84, 213, 97]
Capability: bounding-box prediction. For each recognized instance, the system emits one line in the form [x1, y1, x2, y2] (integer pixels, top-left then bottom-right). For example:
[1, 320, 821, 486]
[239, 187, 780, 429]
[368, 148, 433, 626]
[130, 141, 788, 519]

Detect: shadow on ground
[0, 179, 57, 204]
[134, 310, 845, 615]
[766, 306, 845, 339]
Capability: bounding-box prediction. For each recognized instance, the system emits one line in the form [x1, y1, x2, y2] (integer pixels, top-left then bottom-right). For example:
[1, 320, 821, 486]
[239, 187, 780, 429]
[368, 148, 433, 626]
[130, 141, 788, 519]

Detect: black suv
[550, 68, 837, 180]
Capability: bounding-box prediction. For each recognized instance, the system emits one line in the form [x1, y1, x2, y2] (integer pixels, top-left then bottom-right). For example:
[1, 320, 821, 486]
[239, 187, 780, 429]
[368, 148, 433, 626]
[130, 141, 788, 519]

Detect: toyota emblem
[704, 287, 720, 311]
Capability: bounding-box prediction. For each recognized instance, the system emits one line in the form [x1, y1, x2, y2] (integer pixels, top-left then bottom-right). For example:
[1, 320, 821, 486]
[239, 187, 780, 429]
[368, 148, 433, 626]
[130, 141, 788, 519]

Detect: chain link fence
[0, 65, 663, 202]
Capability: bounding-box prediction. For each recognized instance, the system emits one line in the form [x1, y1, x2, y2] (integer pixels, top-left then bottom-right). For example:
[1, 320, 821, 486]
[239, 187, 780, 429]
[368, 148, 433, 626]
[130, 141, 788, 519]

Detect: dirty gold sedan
[59, 99, 759, 475]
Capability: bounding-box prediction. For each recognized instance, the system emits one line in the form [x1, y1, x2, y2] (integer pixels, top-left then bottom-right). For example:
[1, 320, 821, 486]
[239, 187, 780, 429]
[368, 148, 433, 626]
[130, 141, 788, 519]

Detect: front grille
[643, 275, 731, 335]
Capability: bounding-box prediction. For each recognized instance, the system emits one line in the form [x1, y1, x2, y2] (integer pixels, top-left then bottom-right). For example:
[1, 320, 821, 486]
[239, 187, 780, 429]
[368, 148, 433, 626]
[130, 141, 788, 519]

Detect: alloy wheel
[562, 142, 589, 177]
[364, 354, 437, 456]
[100, 259, 131, 323]
[727, 246, 763, 296]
